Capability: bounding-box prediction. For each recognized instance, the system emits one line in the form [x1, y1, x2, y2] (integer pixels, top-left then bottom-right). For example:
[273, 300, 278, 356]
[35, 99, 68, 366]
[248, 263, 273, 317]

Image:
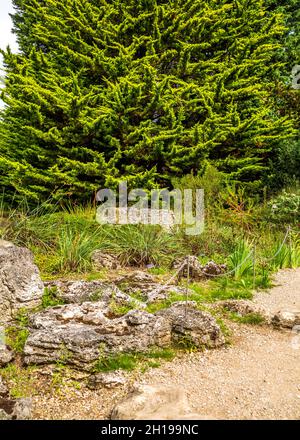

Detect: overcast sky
[0, 0, 17, 106]
[0, 0, 18, 53]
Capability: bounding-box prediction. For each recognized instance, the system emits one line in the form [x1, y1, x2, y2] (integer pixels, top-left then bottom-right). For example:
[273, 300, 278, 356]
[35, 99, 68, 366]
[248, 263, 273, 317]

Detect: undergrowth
[93, 348, 176, 373]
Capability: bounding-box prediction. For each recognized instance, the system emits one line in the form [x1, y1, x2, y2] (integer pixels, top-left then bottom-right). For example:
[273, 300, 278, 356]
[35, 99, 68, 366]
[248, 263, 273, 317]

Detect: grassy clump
[109, 300, 137, 317]
[41, 287, 65, 308]
[227, 312, 266, 325]
[100, 224, 184, 267]
[94, 348, 176, 372]
[0, 364, 38, 398]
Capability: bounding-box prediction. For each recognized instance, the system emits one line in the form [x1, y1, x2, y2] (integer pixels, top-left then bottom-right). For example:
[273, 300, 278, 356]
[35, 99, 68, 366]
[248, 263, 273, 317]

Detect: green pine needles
[0, 0, 295, 204]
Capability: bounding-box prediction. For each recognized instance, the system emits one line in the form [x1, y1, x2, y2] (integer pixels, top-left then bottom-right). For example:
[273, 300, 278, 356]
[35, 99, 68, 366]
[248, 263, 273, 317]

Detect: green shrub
[229, 240, 253, 279]
[271, 239, 300, 270]
[267, 190, 300, 225]
[100, 224, 184, 267]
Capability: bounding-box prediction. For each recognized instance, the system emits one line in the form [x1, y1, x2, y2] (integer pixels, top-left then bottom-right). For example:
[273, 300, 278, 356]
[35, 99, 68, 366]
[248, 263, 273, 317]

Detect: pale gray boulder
[0, 240, 43, 324]
[111, 383, 215, 420]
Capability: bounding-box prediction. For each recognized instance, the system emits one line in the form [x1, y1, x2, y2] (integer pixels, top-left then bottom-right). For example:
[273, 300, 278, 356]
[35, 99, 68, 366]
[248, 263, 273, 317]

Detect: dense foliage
[0, 0, 297, 204]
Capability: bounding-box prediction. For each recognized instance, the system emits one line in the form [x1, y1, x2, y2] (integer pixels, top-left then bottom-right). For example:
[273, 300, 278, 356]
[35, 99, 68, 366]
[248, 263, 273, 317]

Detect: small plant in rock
[147, 267, 170, 276]
[174, 333, 198, 352]
[130, 290, 147, 302]
[5, 308, 30, 353]
[94, 352, 138, 372]
[109, 300, 136, 317]
[89, 289, 103, 302]
[42, 287, 65, 308]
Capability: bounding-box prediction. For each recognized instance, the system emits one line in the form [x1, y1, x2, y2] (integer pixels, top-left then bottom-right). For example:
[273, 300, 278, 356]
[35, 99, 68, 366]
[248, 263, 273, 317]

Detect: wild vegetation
[0, 167, 299, 303]
[0, 0, 299, 402]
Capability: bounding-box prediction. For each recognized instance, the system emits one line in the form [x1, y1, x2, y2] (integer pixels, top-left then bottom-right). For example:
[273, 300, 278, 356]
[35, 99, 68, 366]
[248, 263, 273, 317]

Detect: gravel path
[140, 268, 300, 420]
[252, 268, 300, 314]
[31, 269, 300, 420]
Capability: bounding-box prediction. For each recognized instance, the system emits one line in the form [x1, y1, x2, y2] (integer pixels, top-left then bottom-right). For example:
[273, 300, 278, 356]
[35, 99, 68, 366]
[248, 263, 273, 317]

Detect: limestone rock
[24, 305, 172, 370]
[0, 345, 14, 367]
[219, 300, 268, 320]
[91, 251, 121, 270]
[0, 377, 8, 397]
[173, 256, 227, 280]
[0, 397, 32, 420]
[116, 270, 192, 303]
[116, 271, 156, 288]
[88, 371, 127, 389]
[173, 256, 203, 280]
[201, 261, 227, 277]
[111, 383, 212, 420]
[0, 240, 43, 324]
[111, 383, 188, 420]
[272, 310, 300, 329]
[157, 302, 225, 348]
[147, 285, 195, 304]
[44, 280, 141, 307]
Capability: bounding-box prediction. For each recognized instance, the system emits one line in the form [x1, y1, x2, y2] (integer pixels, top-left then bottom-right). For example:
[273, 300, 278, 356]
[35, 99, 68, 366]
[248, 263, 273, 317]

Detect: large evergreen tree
[0, 0, 294, 204]
[263, 0, 300, 189]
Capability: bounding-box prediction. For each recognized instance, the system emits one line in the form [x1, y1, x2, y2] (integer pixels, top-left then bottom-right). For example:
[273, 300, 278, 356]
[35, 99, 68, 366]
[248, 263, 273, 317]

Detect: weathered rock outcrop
[157, 302, 225, 348]
[23, 300, 224, 370]
[218, 300, 268, 319]
[116, 270, 194, 303]
[111, 383, 213, 420]
[0, 345, 14, 367]
[173, 256, 227, 280]
[0, 240, 43, 324]
[0, 397, 32, 420]
[217, 300, 300, 329]
[44, 279, 144, 307]
[24, 305, 172, 370]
